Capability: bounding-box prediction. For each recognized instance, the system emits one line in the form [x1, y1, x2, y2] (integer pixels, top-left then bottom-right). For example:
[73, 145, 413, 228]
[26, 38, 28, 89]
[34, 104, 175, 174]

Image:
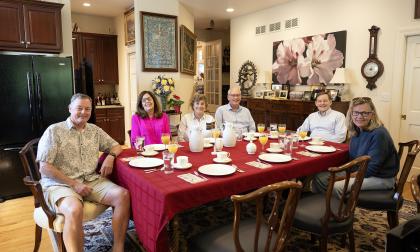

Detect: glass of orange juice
[298, 130, 307, 147]
[161, 133, 170, 148]
[259, 133, 268, 153]
[167, 139, 178, 160]
[278, 123, 286, 135]
[257, 123, 265, 133]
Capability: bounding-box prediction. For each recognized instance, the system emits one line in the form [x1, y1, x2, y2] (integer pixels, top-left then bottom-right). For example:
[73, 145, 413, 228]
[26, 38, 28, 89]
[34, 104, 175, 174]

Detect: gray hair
[70, 93, 92, 105]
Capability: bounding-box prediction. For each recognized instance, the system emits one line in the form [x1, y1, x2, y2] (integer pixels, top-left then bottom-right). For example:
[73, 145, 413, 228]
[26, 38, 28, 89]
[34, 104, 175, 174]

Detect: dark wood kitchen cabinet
[0, 0, 63, 53]
[246, 98, 350, 131]
[73, 32, 119, 85]
[95, 107, 125, 144]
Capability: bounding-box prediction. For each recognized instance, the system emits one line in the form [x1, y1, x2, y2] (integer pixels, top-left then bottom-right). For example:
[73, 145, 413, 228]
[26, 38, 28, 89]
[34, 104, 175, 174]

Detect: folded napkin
[297, 151, 321, 157]
[177, 173, 206, 184]
[120, 156, 138, 162]
[246, 161, 272, 169]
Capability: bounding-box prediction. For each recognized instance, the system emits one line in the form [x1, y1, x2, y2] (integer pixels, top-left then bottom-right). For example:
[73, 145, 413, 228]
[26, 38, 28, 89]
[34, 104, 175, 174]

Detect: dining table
[110, 138, 349, 252]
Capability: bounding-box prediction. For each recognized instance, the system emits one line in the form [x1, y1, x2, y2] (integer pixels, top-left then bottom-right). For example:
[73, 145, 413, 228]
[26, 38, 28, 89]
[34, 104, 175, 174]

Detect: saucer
[244, 137, 257, 141]
[308, 141, 324, 145]
[173, 162, 192, 169]
[213, 157, 232, 164]
[141, 150, 159, 157]
[204, 143, 213, 148]
[266, 148, 283, 153]
[268, 135, 279, 139]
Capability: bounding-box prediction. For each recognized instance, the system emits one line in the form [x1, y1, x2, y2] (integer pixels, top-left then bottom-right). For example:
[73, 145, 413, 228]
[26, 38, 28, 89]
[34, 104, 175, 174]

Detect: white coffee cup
[176, 156, 189, 167]
[312, 136, 323, 143]
[270, 131, 279, 138]
[216, 151, 230, 160]
[270, 142, 281, 150]
[144, 145, 154, 153]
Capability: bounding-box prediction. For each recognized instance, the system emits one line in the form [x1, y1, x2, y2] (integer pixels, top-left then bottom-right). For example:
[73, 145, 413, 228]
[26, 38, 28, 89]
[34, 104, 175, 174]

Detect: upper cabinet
[73, 32, 119, 85]
[0, 0, 63, 53]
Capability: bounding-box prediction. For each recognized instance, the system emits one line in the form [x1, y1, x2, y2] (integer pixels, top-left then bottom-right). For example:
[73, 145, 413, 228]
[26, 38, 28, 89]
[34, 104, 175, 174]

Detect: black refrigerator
[0, 55, 75, 202]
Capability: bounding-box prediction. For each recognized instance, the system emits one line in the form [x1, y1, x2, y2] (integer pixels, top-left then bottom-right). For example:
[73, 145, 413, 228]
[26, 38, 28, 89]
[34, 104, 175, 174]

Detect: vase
[160, 96, 168, 111]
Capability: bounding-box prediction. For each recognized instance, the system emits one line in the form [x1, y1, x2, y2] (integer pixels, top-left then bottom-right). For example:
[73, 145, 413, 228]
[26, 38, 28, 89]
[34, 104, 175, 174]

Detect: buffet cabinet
[95, 107, 125, 144]
[245, 98, 350, 131]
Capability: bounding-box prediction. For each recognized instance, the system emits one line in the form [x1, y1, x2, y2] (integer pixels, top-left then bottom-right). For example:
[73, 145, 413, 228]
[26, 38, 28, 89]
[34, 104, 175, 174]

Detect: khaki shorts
[44, 177, 120, 212]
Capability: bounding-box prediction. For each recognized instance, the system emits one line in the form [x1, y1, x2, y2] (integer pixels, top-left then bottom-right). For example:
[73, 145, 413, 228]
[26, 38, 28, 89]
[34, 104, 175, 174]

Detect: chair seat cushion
[34, 201, 109, 232]
[293, 194, 354, 235]
[357, 190, 400, 210]
[189, 218, 276, 252]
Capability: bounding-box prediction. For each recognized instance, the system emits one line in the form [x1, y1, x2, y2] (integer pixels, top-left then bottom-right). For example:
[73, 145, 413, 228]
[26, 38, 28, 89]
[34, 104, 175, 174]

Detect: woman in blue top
[312, 97, 399, 197]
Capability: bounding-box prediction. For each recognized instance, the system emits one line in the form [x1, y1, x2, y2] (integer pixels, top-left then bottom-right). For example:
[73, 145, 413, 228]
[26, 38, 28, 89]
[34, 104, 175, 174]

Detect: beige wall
[71, 13, 116, 34]
[230, 0, 420, 142]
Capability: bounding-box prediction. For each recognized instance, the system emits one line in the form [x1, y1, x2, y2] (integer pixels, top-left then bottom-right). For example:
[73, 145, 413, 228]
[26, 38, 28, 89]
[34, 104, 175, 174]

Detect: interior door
[400, 35, 420, 174]
[203, 40, 222, 113]
[82, 35, 102, 84]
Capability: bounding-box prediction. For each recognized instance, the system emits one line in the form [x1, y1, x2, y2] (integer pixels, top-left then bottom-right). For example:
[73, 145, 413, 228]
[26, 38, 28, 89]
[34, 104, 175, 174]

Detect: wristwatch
[109, 152, 117, 158]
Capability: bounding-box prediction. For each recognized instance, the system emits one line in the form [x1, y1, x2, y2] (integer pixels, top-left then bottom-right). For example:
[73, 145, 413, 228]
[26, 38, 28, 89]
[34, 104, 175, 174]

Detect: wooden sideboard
[244, 98, 350, 131]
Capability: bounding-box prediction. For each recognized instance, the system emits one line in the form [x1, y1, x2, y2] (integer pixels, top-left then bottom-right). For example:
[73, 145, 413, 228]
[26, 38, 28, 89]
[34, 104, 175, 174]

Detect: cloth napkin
[120, 156, 138, 162]
[246, 161, 272, 169]
[177, 173, 206, 184]
[297, 151, 321, 157]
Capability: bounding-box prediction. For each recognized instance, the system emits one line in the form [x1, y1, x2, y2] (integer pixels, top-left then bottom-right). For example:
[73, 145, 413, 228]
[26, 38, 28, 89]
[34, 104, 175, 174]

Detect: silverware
[232, 164, 245, 173]
[292, 157, 300, 160]
[144, 168, 158, 173]
[194, 171, 208, 180]
[257, 159, 271, 165]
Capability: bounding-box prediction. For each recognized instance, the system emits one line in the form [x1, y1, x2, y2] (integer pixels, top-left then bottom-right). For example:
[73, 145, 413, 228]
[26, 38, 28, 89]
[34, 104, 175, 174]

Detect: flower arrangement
[167, 94, 184, 113]
[152, 75, 175, 97]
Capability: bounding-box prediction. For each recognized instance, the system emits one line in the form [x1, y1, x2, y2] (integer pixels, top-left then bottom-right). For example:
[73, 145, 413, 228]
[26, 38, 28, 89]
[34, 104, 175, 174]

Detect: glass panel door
[203, 39, 222, 113]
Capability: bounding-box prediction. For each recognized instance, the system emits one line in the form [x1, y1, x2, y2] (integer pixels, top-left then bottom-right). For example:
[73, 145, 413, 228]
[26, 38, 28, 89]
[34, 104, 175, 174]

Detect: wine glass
[134, 136, 145, 156]
[257, 123, 265, 134]
[259, 133, 268, 153]
[167, 139, 178, 159]
[161, 133, 170, 149]
[298, 130, 308, 147]
[278, 123, 286, 136]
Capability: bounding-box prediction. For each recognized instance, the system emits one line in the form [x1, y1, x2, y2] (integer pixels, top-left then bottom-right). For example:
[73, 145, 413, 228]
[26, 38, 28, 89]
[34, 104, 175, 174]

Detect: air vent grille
[269, 22, 281, 32]
[285, 18, 299, 29]
[255, 25, 266, 35]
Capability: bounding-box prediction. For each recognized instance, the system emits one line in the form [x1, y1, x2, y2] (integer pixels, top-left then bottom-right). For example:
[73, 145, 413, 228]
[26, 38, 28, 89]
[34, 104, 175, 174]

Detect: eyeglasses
[142, 97, 153, 102]
[352, 97, 372, 103]
[229, 94, 241, 97]
[351, 111, 373, 117]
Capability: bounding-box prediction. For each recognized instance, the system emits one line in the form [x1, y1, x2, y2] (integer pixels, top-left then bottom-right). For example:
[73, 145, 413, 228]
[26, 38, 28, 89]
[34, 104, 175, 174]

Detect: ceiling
[71, 0, 291, 30]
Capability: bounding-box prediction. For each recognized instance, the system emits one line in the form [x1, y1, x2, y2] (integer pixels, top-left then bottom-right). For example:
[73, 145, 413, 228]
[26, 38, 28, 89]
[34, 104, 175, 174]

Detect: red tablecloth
[112, 140, 349, 252]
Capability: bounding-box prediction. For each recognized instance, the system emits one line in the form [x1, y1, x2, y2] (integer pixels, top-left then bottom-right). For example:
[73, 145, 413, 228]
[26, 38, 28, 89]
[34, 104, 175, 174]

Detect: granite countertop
[95, 105, 124, 109]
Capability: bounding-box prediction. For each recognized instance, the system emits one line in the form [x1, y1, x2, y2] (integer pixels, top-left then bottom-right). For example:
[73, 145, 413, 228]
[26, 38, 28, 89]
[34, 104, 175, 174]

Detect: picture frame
[141, 11, 178, 72]
[180, 25, 197, 75]
[124, 8, 135, 46]
[278, 90, 288, 100]
[327, 89, 339, 101]
[303, 91, 312, 101]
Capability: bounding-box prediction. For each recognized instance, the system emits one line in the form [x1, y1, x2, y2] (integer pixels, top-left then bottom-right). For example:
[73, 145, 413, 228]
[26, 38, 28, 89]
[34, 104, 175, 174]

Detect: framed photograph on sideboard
[327, 89, 339, 101]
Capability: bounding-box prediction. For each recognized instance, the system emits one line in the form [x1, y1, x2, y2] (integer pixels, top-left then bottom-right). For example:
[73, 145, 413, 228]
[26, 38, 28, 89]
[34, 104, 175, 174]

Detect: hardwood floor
[0, 183, 416, 251]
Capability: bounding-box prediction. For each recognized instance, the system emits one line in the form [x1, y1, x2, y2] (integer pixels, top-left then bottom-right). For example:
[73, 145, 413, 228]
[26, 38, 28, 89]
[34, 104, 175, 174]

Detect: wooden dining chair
[411, 173, 420, 213]
[19, 138, 108, 252]
[357, 140, 420, 229]
[292, 155, 370, 252]
[189, 180, 302, 252]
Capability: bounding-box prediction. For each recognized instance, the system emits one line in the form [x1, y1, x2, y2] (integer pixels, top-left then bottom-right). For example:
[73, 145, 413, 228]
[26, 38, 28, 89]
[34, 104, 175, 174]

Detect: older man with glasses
[215, 86, 256, 133]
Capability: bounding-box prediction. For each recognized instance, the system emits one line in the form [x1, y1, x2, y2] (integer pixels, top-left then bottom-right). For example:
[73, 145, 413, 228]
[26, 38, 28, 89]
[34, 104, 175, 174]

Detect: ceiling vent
[285, 18, 299, 29]
[255, 25, 266, 35]
[269, 22, 281, 32]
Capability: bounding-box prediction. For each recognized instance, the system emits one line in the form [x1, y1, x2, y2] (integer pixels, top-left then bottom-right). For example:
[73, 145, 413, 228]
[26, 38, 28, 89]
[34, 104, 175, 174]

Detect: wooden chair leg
[387, 211, 399, 229]
[319, 237, 328, 252]
[348, 230, 355, 252]
[34, 225, 42, 252]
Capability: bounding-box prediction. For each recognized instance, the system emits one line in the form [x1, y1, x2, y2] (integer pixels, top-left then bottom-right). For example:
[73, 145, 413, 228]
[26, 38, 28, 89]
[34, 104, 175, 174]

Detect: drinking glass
[161, 133, 170, 148]
[212, 128, 221, 153]
[134, 136, 145, 155]
[214, 138, 224, 152]
[278, 123, 286, 135]
[167, 139, 178, 159]
[257, 123, 265, 133]
[298, 130, 308, 147]
[259, 133, 268, 153]
[162, 150, 174, 174]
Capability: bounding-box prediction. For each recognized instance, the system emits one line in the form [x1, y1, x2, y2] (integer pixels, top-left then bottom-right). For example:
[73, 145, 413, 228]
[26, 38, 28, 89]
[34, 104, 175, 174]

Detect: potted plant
[167, 94, 184, 113]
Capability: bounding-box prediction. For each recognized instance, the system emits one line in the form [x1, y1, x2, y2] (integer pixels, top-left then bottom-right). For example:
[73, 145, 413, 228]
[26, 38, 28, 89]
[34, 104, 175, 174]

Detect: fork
[194, 171, 208, 180]
[232, 164, 245, 173]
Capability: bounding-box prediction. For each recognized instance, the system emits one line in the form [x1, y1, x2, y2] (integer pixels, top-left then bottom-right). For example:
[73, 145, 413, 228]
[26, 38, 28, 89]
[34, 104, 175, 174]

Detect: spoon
[193, 171, 208, 181]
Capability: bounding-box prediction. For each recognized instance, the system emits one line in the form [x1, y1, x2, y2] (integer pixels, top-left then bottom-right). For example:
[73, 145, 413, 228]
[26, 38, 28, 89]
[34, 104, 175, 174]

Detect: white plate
[244, 137, 257, 141]
[173, 162, 192, 170]
[204, 143, 213, 148]
[145, 144, 166, 151]
[213, 157, 232, 163]
[266, 148, 283, 153]
[269, 135, 279, 139]
[299, 136, 311, 141]
[198, 164, 236, 176]
[258, 153, 292, 163]
[242, 132, 262, 137]
[305, 145, 336, 153]
[308, 141, 325, 146]
[141, 150, 159, 157]
[129, 157, 164, 168]
[204, 138, 216, 144]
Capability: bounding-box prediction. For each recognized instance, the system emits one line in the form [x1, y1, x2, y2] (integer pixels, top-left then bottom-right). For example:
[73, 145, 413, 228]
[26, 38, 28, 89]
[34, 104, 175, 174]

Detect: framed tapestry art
[141, 11, 178, 72]
[124, 8, 135, 46]
[272, 30, 347, 85]
[180, 25, 197, 75]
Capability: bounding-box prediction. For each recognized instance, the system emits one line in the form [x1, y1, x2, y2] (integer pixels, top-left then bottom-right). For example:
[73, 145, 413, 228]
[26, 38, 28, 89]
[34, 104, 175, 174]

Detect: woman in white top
[178, 94, 215, 141]
[297, 91, 347, 143]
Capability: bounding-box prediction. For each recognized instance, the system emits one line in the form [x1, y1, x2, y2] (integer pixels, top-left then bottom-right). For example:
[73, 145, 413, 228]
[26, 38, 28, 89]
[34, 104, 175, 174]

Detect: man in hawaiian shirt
[37, 93, 129, 252]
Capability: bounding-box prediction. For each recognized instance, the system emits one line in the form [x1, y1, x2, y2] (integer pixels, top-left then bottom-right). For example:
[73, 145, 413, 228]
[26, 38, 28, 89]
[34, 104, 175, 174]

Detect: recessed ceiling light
[226, 8, 234, 12]
[83, 2, 91, 7]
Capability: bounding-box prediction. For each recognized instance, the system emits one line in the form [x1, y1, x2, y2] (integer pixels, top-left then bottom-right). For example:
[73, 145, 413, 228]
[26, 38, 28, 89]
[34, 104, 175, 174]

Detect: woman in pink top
[131, 91, 170, 146]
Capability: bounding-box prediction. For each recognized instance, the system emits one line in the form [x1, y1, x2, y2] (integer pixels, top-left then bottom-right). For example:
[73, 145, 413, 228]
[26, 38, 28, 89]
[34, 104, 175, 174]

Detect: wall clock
[361, 25, 384, 90]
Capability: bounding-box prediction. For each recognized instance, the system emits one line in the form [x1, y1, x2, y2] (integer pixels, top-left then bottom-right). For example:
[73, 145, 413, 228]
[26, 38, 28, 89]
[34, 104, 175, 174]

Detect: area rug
[84, 201, 418, 251]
